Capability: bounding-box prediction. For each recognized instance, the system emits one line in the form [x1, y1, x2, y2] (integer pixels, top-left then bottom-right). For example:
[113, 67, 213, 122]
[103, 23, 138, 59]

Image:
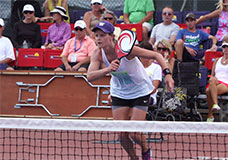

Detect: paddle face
[115, 29, 137, 60]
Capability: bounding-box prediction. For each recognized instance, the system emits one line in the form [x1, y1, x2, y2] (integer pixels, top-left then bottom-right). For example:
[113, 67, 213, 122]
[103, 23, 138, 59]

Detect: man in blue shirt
[175, 13, 217, 62]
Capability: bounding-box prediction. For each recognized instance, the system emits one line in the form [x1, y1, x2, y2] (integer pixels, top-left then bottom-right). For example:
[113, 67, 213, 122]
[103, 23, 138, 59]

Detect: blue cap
[92, 21, 114, 34]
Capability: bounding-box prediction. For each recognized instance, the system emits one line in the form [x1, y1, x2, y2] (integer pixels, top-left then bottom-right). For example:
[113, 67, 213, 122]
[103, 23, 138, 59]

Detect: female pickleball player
[87, 21, 174, 160]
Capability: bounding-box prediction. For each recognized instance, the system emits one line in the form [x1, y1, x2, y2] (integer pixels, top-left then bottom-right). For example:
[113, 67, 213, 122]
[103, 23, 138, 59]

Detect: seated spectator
[12, 4, 42, 49]
[155, 39, 175, 73]
[150, 6, 180, 47]
[0, 18, 15, 71]
[175, 13, 217, 62]
[123, 0, 155, 41]
[43, 6, 71, 50]
[10, 0, 43, 27]
[83, 0, 106, 40]
[206, 39, 228, 122]
[55, 20, 96, 72]
[196, 0, 228, 45]
[101, 10, 121, 41]
[42, 0, 70, 23]
[139, 41, 162, 105]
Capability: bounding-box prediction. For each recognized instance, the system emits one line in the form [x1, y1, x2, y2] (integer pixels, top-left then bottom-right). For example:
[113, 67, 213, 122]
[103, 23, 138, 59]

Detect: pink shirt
[62, 36, 96, 62]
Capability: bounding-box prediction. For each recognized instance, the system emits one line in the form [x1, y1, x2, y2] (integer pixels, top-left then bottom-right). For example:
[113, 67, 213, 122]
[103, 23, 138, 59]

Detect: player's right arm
[87, 48, 115, 82]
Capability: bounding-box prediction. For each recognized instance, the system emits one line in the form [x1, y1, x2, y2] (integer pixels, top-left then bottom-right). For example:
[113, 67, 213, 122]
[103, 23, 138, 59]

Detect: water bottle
[22, 40, 29, 48]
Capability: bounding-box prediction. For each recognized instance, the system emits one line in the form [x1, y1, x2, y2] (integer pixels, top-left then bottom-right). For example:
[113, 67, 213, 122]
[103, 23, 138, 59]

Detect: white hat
[91, 0, 102, 4]
[22, 4, 35, 13]
[222, 42, 228, 47]
[50, 6, 68, 20]
[74, 20, 86, 29]
[0, 18, 4, 27]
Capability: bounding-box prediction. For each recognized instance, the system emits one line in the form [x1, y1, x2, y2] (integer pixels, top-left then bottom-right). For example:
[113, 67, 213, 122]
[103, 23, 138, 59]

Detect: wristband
[163, 68, 171, 76]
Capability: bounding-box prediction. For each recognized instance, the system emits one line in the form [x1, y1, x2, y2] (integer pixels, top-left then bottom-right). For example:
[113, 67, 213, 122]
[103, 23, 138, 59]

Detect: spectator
[196, 0, 228, 45]
[150, 6, 180, 47]
[12, 4, 42, 49]
[101, 10, 121, 41]
[175, 13, 217, 62]
[206, 39, 228, 122]
[43, 6, 71, 50]
[55, 20, 96, 72]
[0, 18, 15, 71]
[42, 0, 70, 23]
[139, 41, 162, 106]
[123, 0, 155, 41]
[83, 0, 106, 40]
[155, 39, 175, 73]
[10, 0, 43, 27]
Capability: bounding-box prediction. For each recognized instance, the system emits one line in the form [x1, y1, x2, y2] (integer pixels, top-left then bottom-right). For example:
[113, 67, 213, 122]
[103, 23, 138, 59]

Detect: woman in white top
[206, 39, 228, 122]
[87, 21, 174, 160]
[138, 41, 162, 106]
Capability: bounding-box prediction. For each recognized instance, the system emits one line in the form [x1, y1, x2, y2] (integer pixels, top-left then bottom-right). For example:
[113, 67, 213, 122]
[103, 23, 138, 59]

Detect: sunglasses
[24, 11, 33, 14]
[93, 2, 101, 5]
[222, 45, 228, 48]
[157, 47, 168, 51]
[75, 27, 84, 31]
[104, 17, 113, 20]
[162, 12, 172, 16]
[186, 18, 195, 22]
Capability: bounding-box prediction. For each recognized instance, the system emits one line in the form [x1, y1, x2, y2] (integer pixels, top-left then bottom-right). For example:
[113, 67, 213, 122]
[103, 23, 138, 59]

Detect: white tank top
[215, 57, 228, 84]
[101, 49, 154, 99]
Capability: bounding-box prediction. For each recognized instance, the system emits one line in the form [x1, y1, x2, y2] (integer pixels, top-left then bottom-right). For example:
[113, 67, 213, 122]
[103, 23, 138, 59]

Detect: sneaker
[212, 104, 221, 112]
[142, 148, 152, 160]
[206, 117, 214, 122]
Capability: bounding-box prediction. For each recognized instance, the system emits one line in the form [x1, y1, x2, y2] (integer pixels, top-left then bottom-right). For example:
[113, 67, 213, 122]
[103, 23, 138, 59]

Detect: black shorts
[58, 62, 89, 71]
[182, 47, 201, 62]
[111, 94, 150, 107]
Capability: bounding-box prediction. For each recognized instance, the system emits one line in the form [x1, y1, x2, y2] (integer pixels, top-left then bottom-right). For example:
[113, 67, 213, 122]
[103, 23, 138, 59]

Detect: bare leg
[174, 39, 185, 60]
[78, 67, 87, 72]
[119, 132, 138, 160]
[208, 77, 219, 105]
[142, 26, 149, 41]
[112, 107, 138, 160]
[206, 88, 213, 118]
[6, 66, 14, 70]
[130, 108, 148, 153]
[207, 77, 228, 118]
[54, 67, 63, 71]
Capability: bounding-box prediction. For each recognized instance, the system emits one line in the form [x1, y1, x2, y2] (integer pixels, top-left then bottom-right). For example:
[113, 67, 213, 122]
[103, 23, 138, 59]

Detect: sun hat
[221, 42, 228, 47]
[50, 6, 68, 20]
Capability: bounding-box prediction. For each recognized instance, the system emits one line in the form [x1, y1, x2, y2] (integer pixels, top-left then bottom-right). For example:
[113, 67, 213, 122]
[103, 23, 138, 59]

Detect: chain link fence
[0, 0, 219, 37]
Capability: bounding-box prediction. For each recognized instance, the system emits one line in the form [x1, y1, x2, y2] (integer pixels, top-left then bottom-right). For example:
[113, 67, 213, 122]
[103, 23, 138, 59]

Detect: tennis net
[0, 117, 228, 160]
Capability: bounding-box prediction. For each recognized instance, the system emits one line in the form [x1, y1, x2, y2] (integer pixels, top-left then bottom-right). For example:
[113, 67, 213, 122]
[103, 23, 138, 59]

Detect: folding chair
[204, 51, 223, 70]
[43, 49, 63, 69]
[17, 48, 44, 67]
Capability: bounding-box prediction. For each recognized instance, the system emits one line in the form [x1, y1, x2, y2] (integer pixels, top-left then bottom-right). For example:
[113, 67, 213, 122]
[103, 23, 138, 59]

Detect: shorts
[182, 47, 203, 62]
[206, 80, 228, 88]
[142, 22, 152, 32]
[111, 94, 150, 111]
[57, 62, 89, 71]
[0, 63, 7, 70]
